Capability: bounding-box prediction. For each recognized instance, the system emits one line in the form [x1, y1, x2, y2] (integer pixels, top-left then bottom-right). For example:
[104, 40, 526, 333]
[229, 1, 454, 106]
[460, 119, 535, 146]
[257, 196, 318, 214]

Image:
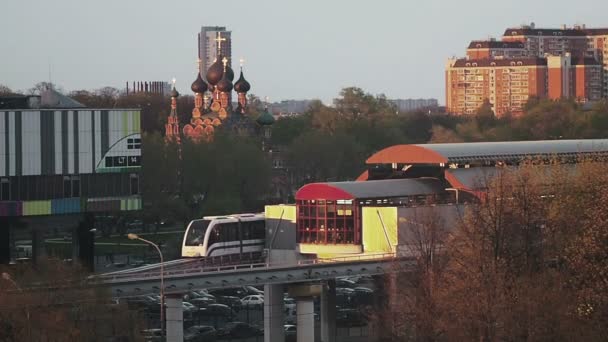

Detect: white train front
[181, 213, 265, 258]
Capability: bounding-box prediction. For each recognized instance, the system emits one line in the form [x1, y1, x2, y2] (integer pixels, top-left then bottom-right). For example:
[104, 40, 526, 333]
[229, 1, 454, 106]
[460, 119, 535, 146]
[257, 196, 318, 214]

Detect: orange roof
[366, 145, 447, 164]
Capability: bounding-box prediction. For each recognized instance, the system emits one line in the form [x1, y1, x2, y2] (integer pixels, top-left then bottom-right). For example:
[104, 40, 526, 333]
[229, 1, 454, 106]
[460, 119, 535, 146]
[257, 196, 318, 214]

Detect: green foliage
[141, 131, 272, 222]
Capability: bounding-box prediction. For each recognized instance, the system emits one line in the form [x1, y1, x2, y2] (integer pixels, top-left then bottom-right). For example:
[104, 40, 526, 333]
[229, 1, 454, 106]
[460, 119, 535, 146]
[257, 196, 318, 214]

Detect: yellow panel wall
[23, 200, 52, 216]
[362, 206, 398, 253]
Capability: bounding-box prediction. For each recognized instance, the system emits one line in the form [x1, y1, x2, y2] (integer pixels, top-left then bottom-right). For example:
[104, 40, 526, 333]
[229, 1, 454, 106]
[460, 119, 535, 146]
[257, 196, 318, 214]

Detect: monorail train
[181, 213, 266, 258]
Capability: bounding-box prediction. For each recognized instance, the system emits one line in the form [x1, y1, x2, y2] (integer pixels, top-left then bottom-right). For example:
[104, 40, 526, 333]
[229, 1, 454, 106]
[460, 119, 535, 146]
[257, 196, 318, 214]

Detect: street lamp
[127, 234, 165, 337]
[2, 272, 31, 339]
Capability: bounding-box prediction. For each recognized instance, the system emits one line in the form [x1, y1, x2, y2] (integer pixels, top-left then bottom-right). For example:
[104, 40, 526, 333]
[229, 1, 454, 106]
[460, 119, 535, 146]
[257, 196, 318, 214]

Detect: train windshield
[185, 220, 211, 246]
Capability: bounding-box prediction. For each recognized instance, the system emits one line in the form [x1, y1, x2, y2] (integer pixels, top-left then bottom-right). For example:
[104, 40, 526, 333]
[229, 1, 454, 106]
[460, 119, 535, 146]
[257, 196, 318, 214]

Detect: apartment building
[446, 23, 606, 115]
[446, 58, 547, 116]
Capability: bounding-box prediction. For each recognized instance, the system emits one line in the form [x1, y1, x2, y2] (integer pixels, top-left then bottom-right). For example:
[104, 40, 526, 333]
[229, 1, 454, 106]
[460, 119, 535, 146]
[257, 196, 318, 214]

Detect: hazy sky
[2, 0, 607, 104]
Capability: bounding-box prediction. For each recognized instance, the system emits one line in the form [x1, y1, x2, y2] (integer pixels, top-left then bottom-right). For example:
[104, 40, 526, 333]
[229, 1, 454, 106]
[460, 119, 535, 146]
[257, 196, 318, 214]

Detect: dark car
[209, 287, 248, 298]
[336, 278, 357, 288]
[140, 329, 163, 342]
[184, 325, 217, 342]
[284, 324, 297, 342]
[189, 297, 216, 308]
[336, 309, 367, 327]
[215, 295, 242, 310]
[217, 322, 263, 339]
[199, 304, 237, 319]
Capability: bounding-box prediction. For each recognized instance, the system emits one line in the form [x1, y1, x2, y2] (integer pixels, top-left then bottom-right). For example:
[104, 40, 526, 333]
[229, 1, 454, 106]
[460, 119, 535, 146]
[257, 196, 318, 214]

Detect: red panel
[296, 183, 355, 201]
[366, 145, 447, 164]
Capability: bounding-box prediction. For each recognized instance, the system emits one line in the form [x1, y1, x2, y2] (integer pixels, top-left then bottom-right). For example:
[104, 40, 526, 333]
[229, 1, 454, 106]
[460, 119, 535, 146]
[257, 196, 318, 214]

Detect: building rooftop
[296, 178, 445, 200]
[504, 28, 588, 37]
[366, 139, 608, 165]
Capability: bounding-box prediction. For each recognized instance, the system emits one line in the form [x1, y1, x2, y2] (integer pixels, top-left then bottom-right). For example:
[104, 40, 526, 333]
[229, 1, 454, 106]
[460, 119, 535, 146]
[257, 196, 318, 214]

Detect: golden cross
[222, 57, 229, 71]
[215, 32, 227, 54]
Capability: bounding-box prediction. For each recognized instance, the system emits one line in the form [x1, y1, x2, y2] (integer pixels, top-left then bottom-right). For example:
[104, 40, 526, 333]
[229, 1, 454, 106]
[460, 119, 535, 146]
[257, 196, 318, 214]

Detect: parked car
[284, 324, 296, 342]
[244, 285, 264, 295]
[184, 325, 217, 342]
[215, 295, 242, 310]
[241, 295, 264, 309]
[189, 296, 216, 308]
[217, 322, 263, 339]
[182, 301, 198, 317]
[209, 287, 248, 298]
[352, 286, 374, 306]
[336, 278, 357, 288]
[140, 329, 163, 342]
[199, 304, 237, 319]
[336, 309, 367, 327]
[284, 297, 296, 312]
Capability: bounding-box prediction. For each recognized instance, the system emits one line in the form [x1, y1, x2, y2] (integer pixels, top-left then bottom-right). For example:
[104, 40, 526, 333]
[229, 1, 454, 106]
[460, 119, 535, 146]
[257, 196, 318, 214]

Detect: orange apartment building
[447, 24, 607, 115]
[446, 58, 547, 116]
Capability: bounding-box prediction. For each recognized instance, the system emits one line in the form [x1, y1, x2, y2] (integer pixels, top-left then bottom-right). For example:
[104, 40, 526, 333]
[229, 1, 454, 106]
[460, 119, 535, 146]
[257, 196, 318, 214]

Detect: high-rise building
[446, 58, 548, 116]
[446, 23, 607, 116]
[198, 26, 232, 79]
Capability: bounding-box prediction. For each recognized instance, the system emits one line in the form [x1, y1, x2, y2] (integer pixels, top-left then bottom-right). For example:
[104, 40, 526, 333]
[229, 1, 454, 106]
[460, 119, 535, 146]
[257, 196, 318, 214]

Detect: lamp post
[2, 272, 31, 339]
[127, 234, 165, 337]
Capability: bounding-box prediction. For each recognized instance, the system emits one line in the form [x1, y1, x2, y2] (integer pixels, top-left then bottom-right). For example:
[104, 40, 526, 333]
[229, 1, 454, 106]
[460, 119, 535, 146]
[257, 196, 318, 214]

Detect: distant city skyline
[1, 0, 606, 104]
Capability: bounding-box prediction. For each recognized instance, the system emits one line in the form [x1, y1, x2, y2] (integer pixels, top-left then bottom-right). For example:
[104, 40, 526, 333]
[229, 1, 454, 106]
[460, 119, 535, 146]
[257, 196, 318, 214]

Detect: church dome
[191, 73, 208, 93]
[206, 58, 224, 85]
[170, 87, 179, 98]
[216, 74, 233, 92]
[225, 64, 235, 81]
[256, 110, 275, 126]
[234, 71, 251, 93]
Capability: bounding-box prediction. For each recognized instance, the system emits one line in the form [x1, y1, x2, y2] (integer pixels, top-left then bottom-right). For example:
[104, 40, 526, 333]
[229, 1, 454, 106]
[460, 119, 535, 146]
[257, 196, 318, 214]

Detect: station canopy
[366, 139, 608, 165]
[296, 178, 445, 201]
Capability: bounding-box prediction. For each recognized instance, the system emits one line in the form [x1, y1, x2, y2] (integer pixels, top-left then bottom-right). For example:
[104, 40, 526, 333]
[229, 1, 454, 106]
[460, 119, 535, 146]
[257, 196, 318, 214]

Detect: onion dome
[216, 74, 233, 92]
[170, 87, 179, 98]
[190, 73, 208, 93]
[225, 65, 235, 81]
[206, 58, 224, 85]
[256, 110, 275, 126]
[234, 71, 251, 93]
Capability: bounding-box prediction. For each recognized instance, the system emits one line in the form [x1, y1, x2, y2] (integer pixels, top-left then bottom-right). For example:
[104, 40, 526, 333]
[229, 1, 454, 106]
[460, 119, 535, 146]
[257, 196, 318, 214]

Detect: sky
[1, 0, 607, 105]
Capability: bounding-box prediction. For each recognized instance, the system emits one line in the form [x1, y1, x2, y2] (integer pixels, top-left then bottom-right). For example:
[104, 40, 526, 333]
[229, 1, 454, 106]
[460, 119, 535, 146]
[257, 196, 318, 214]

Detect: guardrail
[92, 252, 397, 284]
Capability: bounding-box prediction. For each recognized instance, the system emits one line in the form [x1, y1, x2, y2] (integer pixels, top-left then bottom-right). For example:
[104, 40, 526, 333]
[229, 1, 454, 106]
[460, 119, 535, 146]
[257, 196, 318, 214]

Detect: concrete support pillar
[0, 218, 10, 263]
[31, 226, 46, 264]
[264, 284, 284, 342]
[296, 297, 315, 342]
[165, 295, 183, 342]
[321, 280, 336, 342]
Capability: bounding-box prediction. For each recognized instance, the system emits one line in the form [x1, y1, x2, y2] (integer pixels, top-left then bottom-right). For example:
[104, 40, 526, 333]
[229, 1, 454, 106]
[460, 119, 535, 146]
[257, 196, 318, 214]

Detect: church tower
[164, 80, 181, 143]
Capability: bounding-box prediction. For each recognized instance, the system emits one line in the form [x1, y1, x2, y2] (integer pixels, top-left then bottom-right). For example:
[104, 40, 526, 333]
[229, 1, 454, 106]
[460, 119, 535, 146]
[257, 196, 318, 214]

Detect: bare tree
[0, 259, 144, 341]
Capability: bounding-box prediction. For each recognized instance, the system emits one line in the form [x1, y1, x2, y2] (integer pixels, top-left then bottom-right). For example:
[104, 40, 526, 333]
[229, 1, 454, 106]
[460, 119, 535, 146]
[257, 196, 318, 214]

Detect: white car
[241, 295, 264, 309]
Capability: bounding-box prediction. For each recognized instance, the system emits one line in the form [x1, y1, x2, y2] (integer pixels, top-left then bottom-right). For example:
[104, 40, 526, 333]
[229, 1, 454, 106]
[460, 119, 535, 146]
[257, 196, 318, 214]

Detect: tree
[382, 162, 608, 340]
[0, 84, 14, 95]
[0, 260, 144, 341]
[333, 87, 396, 122]
[27, 82, 64, 95]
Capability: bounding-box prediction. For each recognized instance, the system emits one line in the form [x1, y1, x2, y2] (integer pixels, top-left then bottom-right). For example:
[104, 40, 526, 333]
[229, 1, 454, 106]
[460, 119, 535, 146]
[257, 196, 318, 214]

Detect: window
[296, 199, 357, 245]
[130, 174, 139, 195]
[63, 176, 80, 197]
[127, 138, 141, 150]
[0, 179, 9, 201]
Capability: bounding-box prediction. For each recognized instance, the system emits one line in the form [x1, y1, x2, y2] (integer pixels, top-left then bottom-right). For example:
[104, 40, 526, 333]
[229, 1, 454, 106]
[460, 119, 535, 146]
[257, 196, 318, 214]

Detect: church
[164, 33, 275, 144]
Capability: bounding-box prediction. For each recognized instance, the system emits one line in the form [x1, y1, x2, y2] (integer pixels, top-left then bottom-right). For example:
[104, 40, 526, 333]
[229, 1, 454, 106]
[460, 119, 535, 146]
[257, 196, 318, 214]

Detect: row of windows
[0, 174, 139, 201]
[297, 200, 358, 245]
[208, 221, 265, 246]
